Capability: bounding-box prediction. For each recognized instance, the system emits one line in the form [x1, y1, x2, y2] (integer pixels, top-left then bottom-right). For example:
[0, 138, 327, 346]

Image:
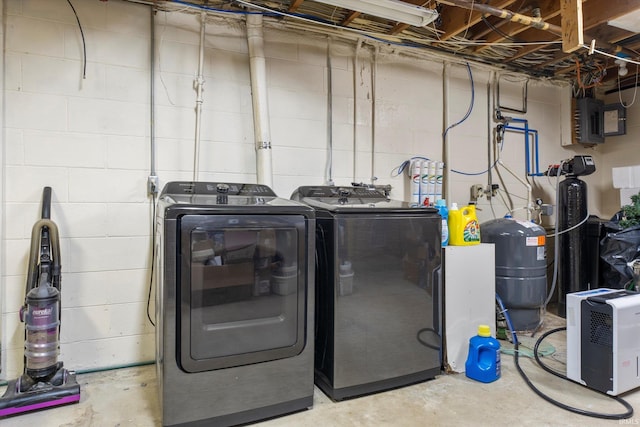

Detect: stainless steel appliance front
[156, 182, 315, 426]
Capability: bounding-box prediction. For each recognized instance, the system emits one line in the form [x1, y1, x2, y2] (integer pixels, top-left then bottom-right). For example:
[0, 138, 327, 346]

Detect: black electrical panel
[573, 97, 604, 145]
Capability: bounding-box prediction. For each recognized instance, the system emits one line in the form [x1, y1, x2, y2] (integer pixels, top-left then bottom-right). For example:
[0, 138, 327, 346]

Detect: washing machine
[156, 182, 315, 426]
[291, 185, 442, 401]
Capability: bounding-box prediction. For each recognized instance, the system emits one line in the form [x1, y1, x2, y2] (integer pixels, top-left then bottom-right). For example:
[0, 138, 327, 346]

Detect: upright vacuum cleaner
[0, 187, 80, 417]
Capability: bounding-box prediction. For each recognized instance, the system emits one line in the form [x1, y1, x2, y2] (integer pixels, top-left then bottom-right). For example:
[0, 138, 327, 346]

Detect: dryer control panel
[162, 182, 277, 197]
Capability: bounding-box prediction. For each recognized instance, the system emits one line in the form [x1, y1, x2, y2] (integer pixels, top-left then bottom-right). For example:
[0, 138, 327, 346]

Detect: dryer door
[177, 214, 308, 373]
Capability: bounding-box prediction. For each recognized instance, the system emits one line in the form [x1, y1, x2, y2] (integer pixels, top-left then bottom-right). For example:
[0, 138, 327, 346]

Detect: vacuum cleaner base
[0, 368, 80, 417]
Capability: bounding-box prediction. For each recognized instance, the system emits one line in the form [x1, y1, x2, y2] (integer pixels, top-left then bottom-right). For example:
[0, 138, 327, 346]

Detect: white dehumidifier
[567, 288, 640, 395]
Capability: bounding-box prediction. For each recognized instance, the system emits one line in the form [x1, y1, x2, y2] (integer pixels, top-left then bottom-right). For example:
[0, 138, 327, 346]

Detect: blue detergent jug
[465, 325, 501, 383]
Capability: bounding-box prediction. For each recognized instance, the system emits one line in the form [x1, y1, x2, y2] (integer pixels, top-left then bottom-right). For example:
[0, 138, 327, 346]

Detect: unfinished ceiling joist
[146, 0, 640, 88]
[560, 0, 584, 53]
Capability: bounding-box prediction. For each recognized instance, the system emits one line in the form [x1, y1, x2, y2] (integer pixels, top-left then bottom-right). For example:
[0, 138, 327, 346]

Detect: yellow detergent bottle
[448, 203, 481, 246]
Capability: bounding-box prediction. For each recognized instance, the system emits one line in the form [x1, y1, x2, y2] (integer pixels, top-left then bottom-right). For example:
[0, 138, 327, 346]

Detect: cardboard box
[223, 231, 257, 264]
[191, 262, 254, 290]
[620, 188, 640, 207]
[613, 165, 640, 189]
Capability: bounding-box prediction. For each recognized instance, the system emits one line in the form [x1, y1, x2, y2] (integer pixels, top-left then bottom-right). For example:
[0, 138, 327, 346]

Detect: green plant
[620, 192, 640, 229]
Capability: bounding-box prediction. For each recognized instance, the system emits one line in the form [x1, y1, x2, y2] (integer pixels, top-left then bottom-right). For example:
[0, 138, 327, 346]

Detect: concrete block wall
[601, 88, 640, 217]
[1, 0, 576, 379]
[2, 0, 155, 378]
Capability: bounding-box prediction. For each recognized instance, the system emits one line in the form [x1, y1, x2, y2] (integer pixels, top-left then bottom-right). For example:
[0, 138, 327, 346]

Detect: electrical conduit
[247, 15, 273, 187]
[442, 62, 450, 204]
[370, 45, 377, 186]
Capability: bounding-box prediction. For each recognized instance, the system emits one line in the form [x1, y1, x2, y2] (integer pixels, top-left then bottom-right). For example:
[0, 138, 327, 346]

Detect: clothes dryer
[157, 182, 315, 426]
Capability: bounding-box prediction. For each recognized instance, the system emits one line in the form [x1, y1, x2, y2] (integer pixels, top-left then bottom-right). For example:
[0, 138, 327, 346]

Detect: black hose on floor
[497, 294, 633, 420]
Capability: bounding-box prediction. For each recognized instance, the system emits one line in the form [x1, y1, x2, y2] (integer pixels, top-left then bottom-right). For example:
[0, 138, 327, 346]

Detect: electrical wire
[416, 327, 440, 350]
[460, 0, 475, 41]
[146, 193, 157, 327]
[66, 0, 87, 79]
[545, 212, 590, 238]
[443, 62, 496, 178]
[451, 160, 498, 176]
[585, 46, 640, 66]
[617, 64, 639, 109]
[544, 160, 564, 307]
[391, 156, 430, 177]
[174, 0, 267, 15]
[498, 188, 529, 201]
[444, 63, 474, 140]
[480, 14, 524, 43]
[530, 327, 634, 419]
[166, 0, 564, 50]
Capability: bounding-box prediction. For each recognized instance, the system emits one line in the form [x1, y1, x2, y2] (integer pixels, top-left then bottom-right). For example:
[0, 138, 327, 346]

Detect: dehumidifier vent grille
[589, 311, 612, 347]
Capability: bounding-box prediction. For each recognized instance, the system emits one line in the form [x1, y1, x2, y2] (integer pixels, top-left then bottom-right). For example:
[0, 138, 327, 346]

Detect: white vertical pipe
[193, 11, 206, 182]
[150, 7, 156, 177]
[370, 45, 377, 186]
[247, 15, 273, 188]
[0, 0, 5, 374]
[353, 39, 362, 183]
[326, 37, 334, 186]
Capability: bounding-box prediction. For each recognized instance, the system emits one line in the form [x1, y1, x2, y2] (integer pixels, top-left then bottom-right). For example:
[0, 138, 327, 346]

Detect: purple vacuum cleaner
[0, 187, 80, 417]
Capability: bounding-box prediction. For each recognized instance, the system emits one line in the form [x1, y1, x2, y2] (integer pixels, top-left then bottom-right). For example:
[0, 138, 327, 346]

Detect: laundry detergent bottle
[465, 325, 501, 383]
[448, 203, 480, 246]
[435, 199, 449, 247]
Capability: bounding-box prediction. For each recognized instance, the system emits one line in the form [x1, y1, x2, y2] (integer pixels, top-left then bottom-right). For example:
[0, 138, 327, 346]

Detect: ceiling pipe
[438, 0, 638, 59]
[247, 14, 274, 187]
[437, 0, 562, 34]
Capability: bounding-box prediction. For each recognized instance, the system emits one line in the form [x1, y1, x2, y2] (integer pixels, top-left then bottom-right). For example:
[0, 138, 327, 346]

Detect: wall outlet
[470, 184, 484, 201]
[148, 175, 159, 195]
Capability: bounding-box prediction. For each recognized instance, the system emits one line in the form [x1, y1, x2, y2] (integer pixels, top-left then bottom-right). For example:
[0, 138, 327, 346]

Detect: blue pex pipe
[503, 123, 545, 177]
[496, 293, 518, 346]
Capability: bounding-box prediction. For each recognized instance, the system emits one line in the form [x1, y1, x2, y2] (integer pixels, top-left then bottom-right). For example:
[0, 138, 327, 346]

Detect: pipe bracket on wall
[256, 140, 272, 150]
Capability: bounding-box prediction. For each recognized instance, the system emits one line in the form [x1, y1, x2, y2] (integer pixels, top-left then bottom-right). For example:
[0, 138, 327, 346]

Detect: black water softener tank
[557, 156, 595, 318]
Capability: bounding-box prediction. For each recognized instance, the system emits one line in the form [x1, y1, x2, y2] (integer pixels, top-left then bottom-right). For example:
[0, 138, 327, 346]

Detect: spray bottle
[435, 199, 449, 247]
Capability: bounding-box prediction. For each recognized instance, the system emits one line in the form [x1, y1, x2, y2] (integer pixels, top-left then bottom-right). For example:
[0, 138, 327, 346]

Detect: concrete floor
[2, 313, 640, 426]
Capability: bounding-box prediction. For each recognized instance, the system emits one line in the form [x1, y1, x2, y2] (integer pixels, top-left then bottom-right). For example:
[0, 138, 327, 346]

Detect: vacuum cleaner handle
[25, 187, 62, 295]
[41, 186, 52, 220]
[25, 219, 61, 294]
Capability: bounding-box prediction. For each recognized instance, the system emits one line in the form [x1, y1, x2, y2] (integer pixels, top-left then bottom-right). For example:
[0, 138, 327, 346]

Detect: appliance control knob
[216, 183, 229, 194]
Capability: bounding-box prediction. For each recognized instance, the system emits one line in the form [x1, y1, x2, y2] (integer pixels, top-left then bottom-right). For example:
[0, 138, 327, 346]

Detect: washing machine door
[177, 214, 308, 373]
